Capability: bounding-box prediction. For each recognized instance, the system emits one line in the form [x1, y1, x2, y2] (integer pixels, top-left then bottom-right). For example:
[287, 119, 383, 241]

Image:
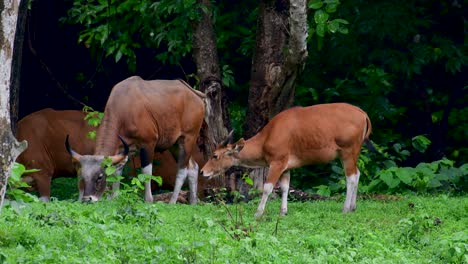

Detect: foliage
[308, 0, 349, 50]
[101, 157, 163, 198]
[82, 105, 103, 140]
[62, 0, 203, 72]
[6, 163, 39, 203]
[0, 196, 466, 263]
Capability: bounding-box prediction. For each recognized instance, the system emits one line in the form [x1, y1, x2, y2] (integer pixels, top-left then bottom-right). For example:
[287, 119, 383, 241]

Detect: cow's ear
[234, 138, 245, 152]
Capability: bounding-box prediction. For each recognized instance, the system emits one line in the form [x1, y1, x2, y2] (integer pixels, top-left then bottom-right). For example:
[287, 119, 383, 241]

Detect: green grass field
[1, 193, 467, 263]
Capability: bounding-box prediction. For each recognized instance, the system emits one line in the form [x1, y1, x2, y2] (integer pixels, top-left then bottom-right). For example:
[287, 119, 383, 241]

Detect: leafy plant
[82, 106, 103, 140]
[308, 0, 349, 50]
[6, 163, 39, 202]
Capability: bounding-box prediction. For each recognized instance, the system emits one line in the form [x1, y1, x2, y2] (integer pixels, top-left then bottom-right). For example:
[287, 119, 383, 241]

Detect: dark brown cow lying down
[16, 108, 95, 202]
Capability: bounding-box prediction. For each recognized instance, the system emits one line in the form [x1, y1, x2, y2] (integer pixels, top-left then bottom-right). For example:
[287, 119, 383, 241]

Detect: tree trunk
[244, 0, 308, 188]
[0, 0, 28, 211]
[192, 0, 231, 189]
[8, 0, 27, 134]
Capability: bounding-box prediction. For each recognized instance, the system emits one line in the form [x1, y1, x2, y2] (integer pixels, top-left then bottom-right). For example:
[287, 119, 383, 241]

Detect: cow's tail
[363, 115, 377, 153]
[177, 79, 207, 99]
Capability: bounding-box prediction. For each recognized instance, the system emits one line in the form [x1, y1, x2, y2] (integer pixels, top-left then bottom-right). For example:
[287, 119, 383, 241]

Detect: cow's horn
[219, 130, 235, 147]
[65, 135, 82, 160]
[111, 135, 129, 164]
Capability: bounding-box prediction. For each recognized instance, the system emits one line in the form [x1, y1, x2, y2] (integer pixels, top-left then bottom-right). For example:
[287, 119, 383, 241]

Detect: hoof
[254, 211, 264, 220]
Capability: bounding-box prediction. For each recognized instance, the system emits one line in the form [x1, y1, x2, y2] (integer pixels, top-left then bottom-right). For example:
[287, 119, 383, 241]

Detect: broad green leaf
[325, 3, 338, 13]
[328, 20, 340, 33]
[316, 23, 326, 37]
[338, 27, 349, 34]
[334, 18, 349, 24]
[115, 50, 123, 63]
[379, 170, 400, 188]
[396, 167, 413, 185]
[153, 176, 163, 187]
[314, 10, 329, 24]
[105, 166, 116, 176]
[308, 0, 323, 9]
[412, 135, 431, 153]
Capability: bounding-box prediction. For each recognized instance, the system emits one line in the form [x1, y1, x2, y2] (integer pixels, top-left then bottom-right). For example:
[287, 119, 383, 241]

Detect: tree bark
[244, 0, 308, 188]
[0, 0, 28, 211]
[8, 0, 26, 134]
[192, 0, 231, 189]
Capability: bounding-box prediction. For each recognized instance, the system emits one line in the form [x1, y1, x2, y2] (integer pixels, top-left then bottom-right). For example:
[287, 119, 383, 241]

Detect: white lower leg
[142, 164, 154, 203]
[170, 168, 188, 204]
[39, 196, 50, 202]
[78, 190, 83, 202]
[255, 182, 274, 218]
[279, 172, 290, 216]
[187, 158, 199, 205]
[343, 170, 360, 213]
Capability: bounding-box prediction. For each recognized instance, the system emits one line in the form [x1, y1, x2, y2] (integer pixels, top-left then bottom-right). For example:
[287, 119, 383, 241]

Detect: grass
[0, 193, 467, 263]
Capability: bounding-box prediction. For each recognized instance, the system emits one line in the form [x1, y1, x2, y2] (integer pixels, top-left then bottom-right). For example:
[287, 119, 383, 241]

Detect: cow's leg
[140, 147, 154, 203]
[255, 161, 286, 219]
[186, 157, 199, 205]
[35, 174, 52, 202]
[170, 135, 198, 204]
[341, 150, 360, 213]
[279, 171, 290, 216]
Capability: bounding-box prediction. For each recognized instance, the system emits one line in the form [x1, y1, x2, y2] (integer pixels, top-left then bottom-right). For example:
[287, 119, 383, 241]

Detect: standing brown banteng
[200, 103, 373, 218]
[66, 76, 206, 204]
[16, 109, 95, 201]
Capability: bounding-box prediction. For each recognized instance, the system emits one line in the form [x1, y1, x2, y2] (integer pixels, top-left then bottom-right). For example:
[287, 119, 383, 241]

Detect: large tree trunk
[8, 0, 27, 134]
[0, 0, 28, 211]
[192, 0, 232, 190]
[244, 0, 308, 188]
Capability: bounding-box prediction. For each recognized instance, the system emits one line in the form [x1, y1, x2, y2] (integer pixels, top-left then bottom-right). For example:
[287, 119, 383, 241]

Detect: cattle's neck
[95, 118, 122, 156]
[236, 133, 268, 168]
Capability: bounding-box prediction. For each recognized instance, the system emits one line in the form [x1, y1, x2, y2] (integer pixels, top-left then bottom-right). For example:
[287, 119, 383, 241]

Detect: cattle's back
[104, 77, 205, 150]
[16, 109, 95, 177]
[261, 103, 368, 163]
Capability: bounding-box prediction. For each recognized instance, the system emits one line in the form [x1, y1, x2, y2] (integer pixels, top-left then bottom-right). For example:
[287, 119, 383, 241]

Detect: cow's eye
[213, 154, 218, 160]
[97, 173, 104, 181]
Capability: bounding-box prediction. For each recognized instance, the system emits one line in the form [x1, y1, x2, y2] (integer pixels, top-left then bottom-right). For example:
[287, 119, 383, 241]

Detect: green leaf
[338, 27, 349, 34]
[334, 18, 349, 24]
[115, 50, 123, 63]
[153, 176, 163, 187]
[316, 23, 326, 37]
[379, 170, 400, 188]
[412, 135, 431, 153]
[242, 174, 253, 186]
[105, 166, 116, 176]
[325, 3, 338, 13]
[327, 20, 340, 33]
[396, 168, 414, 185]
[314, 10, 329, 24]
[315, 185, 331, 197]
[308, 0, 323, 9]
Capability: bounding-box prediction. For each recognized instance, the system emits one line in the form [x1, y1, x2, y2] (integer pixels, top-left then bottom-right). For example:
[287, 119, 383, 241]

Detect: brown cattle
[67, 76, 206, 204]
[15, 109, 95, 201]
[200, 103, 373, 218]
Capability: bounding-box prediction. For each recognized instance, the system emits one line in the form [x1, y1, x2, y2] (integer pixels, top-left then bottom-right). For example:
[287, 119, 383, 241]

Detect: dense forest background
[15, 0, 466, 195]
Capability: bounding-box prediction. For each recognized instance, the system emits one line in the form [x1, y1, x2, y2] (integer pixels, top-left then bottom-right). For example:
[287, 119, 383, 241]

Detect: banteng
[16, 109, 95, 201]
[200, 103, 373, 218]
[66, 76, 206, 204]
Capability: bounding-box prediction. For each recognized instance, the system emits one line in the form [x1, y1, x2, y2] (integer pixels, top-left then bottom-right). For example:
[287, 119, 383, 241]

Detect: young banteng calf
[200, 103, 373, 218]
